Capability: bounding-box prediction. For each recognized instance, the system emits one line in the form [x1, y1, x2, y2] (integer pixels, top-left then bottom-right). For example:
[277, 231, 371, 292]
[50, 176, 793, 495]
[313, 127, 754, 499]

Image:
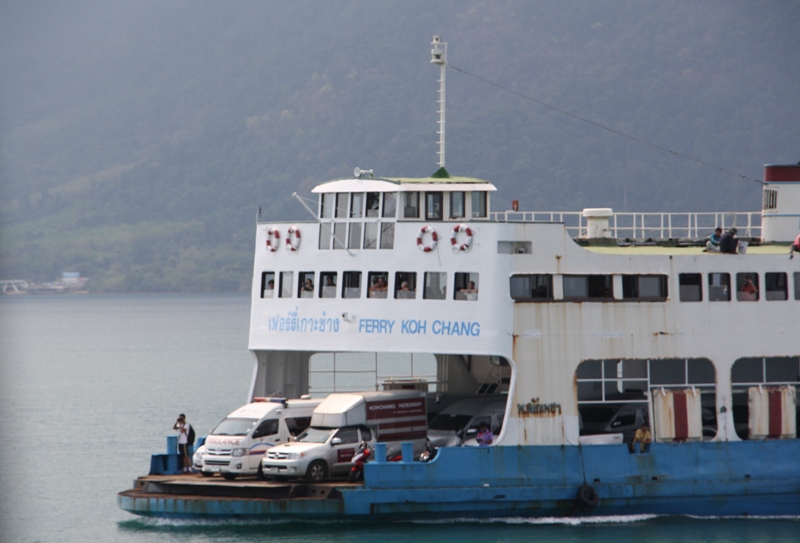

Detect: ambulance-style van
[200, 397, 322, 480]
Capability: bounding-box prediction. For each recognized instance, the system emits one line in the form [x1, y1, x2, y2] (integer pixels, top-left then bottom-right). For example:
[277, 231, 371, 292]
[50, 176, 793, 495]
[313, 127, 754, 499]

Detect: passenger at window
[459, 281, 478, 294]
[268, 280, 274, 290]
[719, 228, 738, 254]
[738, 276, 758, 301]
[629, 423, 651, 454]
[704, 227, 723, 253]
[400, 281, 411, 291]
[303, 279, 314, 292]
[325, 276, 335, 287]
[369, 276, 388, 298]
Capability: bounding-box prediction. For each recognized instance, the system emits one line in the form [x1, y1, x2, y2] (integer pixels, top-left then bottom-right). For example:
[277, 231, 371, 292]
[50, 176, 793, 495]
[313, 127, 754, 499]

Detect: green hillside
[1, 0, 798, 291]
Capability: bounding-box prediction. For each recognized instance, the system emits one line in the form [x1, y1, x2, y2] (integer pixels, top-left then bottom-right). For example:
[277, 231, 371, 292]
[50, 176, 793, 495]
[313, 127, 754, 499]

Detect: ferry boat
[118, 38, 800, 519]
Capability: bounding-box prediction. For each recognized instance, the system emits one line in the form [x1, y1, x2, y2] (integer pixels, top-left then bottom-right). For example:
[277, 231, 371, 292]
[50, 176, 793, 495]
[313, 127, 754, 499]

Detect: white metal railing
[489, 211, 762, 240]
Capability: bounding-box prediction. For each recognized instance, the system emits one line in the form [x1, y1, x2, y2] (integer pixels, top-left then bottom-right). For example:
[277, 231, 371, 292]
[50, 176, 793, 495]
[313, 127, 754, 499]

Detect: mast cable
[447, 63, 764, 186]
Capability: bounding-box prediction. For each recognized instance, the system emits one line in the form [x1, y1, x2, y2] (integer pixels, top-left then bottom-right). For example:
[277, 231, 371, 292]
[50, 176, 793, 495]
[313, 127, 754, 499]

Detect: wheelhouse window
[298, 272, 315, 298]
[450, 192, 465, 219]
[394, 272, 417, 299]
[382, 193, 397, 218]
[320, 272, 337, 298]
[708, 273, 731, 301]
[472, 191, 487, 218]
[736, 273, 759, 302]
[622, 275, 668, 301]
[319, 223, 332, 249]
[350, 193, 364, 218]
[348, 223, 362, 249]
[679, 273, 702, 302]
[320, 193, 335, 219]
[342, 272, 362, 299]
[368, 272, 389, 298]
[335, 193, 348, 218]
[380, 223, 395, 249]
[261, 272, 275, 298]
[279, 272, 294, 298]
[424, 272, 447, 300]
[366, 192, 380, 217]
[333, 223, 346, 250]
[765, 272, 787, 301]
[426, 192, 443, 221]
[454, 272, 479, 301]
[510, 274, 553, 301]
[563, 275, 613, 300]
[363, 223, 378, 249]
[403, 192, 420, 218]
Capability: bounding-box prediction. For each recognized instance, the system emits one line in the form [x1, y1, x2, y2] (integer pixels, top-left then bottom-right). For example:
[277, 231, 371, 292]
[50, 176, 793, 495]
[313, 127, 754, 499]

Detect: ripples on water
[1, 295, 798, 543]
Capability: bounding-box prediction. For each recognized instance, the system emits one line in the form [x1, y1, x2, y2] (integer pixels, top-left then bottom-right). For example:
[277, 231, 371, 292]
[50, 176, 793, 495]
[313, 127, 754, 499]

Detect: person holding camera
[173, 413, 193, 474]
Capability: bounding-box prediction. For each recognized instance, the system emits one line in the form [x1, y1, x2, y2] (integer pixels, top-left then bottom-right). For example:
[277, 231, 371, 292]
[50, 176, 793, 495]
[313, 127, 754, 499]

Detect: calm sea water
[1, 294, 797, 543]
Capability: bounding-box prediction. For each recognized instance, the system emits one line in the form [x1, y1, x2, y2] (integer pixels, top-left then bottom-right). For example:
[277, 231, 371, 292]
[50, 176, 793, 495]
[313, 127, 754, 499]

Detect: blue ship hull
[117, 441, 800, 518]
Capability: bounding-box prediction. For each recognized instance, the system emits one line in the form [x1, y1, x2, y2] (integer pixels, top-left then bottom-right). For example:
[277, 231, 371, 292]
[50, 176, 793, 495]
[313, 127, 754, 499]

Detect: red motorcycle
[348, 441, 372, 483]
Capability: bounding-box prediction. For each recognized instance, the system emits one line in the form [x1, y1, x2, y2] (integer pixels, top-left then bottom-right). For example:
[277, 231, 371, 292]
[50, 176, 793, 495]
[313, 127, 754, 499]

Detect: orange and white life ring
[266, 227, 280, 252]
[450, 224, 474, 252]
[286, 225, 301, 252]
[416, 226, 438, 252]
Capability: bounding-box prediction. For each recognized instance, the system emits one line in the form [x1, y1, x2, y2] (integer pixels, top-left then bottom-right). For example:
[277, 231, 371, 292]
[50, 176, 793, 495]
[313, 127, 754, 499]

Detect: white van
[200, 397, 321, 480]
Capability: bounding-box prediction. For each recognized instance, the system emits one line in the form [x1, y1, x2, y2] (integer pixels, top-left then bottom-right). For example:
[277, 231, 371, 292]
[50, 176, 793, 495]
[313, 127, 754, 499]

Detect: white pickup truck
[261, 390, 427, 482]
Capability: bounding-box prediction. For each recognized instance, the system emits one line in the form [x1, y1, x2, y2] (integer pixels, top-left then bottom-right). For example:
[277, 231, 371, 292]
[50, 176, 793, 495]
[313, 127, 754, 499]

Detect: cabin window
[795, 273, 800, 300]
[348, 223, 362, 250]
[333, 223, 347, 250]
[736, 273, 759, 302]
[450, 192, 465, 219]
[763, 188, 777, 210]
[350, 192, 364, 218]
[679, 273, 702, 302]
[765, 272, 788, 301]
[426, 192, 443, 221]
[366, 192, 380, 217]
[403, 192, 420, 218]
[708, 273, 731, 301]
[472, 192, 487, 218]
[342, 272, 362, 299]
[298, 272, 315, 298]
[320, 193, 335, 219]
[394, 272, 417, 299]
[363, 223, 378, 249]
[380, 222, 395, 249]
[260, 272, 275, 298]
[731, 356, 800, 440]
[510, 274, 553, 301]
[454, 272, 479, 301]
[424, 272, 447, 300]
[622, 275, 668, 301]
[563, 275, 613, 300]
[383, 193, 397, 218]
[279, 272, 294, 298]
[335, 193, 348, 218]
[252, 419, 279, 439]
[320, 272, 337, 298]
[319, 223, 332, 249]
[367, 272, 389, 298]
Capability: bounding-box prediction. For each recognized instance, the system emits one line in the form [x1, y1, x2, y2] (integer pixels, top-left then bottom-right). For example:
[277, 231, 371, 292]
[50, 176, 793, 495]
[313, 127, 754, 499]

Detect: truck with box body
[261, 390, 427, 482]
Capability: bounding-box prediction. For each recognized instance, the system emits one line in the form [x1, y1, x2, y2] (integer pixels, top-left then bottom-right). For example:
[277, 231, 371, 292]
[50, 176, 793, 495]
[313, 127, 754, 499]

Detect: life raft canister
[286, 225, 301, 252]
[416, 226, 438, 252]
[450, 224, 474, 252]
[266, 227, 280, 252]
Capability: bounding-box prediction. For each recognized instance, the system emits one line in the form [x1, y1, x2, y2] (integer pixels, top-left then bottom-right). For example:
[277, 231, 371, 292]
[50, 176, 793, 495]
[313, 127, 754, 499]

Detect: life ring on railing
[286, 225, 301, 252]
[416, 226, 438, 252]
[450, 224, 474, 252]
[266, 227, 280, 252]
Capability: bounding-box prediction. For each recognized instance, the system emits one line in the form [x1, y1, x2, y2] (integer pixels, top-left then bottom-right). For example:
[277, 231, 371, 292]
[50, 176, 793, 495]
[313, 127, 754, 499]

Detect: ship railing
[489, 211, 762, 240]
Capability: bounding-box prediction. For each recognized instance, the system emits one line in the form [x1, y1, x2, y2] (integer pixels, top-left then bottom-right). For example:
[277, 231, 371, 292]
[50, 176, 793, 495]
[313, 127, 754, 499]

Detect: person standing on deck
[173, 414, 193, 473]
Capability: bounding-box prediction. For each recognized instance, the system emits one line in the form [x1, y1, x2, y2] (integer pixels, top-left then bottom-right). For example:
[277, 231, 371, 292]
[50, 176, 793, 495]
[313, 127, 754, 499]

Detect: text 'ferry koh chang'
[119, 36, 800, 520]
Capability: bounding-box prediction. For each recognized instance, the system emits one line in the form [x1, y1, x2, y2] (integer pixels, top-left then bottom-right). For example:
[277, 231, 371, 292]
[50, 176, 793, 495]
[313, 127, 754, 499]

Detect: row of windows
[319, 222, 395, 250]
[318, 191, 488, 222]
[261, 271, 480, 301]
[511, 272, 800, 302]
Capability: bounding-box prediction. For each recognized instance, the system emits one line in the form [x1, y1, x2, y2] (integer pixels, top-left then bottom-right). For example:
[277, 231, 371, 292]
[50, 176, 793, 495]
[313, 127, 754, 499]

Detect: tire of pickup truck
[306, 460, 328, 482]
[222, 473, 238, 481]
[200, 471, 214, 478]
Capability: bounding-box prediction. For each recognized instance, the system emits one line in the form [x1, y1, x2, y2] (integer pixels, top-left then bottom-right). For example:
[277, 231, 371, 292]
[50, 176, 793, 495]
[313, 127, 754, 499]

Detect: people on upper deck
[704, 227, 723, 253]
[719, 228, 738, 254]
[790, 233, 800, 259]
[629, 422, 651, 454]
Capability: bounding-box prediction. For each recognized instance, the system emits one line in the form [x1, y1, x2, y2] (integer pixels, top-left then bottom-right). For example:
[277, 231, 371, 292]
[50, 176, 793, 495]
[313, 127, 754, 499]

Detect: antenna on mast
[431, 35, 447, 169]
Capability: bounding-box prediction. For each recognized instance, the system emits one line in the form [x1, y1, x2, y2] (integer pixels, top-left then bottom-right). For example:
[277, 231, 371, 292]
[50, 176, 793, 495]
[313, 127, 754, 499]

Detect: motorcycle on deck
[348, 440, 372, 483]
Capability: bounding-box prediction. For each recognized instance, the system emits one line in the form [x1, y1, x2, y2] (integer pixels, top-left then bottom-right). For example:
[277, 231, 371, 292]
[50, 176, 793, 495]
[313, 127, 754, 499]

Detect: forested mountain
[1, 0, 798, 291]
